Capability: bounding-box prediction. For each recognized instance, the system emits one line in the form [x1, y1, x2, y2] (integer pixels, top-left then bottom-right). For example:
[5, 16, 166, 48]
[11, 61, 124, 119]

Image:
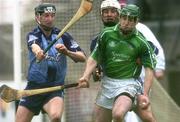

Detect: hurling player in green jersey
[78, 4, 156, 122]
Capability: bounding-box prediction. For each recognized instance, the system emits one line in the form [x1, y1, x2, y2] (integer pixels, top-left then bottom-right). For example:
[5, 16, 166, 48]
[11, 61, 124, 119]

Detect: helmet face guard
[35, 3, 56, 15]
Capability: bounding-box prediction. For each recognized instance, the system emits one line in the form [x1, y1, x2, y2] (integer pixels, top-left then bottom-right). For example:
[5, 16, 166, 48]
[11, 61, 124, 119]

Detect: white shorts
[95, 76, 143, 109]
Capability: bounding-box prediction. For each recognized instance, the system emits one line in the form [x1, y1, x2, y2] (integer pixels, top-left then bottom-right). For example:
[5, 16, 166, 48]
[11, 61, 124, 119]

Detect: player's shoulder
[27, 26, 39, 35]
[91, 34, 99, 42]
[52, 27, 60, 34]
[26, 26, 41, 40]
[136, 30, 145, 39]
[134, 30, 149, 43]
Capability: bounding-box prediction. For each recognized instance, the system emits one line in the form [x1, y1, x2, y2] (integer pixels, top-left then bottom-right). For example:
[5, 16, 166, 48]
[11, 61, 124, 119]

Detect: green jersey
[91, 24, 156, 79]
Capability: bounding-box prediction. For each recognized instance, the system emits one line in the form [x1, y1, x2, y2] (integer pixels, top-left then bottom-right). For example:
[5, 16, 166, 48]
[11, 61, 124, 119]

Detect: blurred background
[0, 0, 180, 122]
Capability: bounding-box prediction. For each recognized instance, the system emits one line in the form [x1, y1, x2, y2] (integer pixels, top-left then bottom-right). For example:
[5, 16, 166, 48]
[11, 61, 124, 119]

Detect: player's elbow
[154, 70, 164, 80]
[78, 55, 86, 62]
[74, 53, 86, 62]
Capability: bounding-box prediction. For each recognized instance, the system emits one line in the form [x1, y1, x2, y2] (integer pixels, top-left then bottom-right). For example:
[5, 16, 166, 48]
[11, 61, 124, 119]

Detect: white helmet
[101, 0, 121, 12]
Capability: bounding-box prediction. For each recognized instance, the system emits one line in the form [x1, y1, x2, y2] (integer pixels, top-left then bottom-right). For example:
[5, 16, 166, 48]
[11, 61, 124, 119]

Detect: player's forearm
[144, 67, 154, 96]
[31, 43, 42, 55]
[67, 51, 86, 62]
[83, 57, 97, 81]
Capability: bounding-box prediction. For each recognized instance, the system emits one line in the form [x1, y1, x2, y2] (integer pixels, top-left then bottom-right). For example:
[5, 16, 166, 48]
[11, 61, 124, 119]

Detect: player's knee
[154, 70, 164, 80]
[49, 112, 61, 122]
[112, 110, 125, 121]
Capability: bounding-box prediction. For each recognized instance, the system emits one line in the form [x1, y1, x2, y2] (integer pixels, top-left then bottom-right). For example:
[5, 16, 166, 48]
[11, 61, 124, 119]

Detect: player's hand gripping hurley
[37, 0, 93, 62]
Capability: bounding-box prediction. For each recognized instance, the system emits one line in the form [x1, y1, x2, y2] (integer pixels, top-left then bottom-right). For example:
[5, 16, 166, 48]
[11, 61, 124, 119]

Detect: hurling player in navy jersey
[15, 3, 86, 122]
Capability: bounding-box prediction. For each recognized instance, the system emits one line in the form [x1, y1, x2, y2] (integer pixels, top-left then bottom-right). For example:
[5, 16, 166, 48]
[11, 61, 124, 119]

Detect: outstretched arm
[144, 67, 154, 96]
[31, 43, 45, 61]
[66, 50, 86, 62]
[138, 67, 154, 109]
[55, 44, 86, 62]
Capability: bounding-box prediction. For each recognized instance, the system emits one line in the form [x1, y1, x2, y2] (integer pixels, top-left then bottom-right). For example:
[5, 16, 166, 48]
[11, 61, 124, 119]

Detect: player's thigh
[16, 105, 34, 122]
[43, 97, 64, 118]
[93, 104, 112, 122]
[113, 95, 132, 116]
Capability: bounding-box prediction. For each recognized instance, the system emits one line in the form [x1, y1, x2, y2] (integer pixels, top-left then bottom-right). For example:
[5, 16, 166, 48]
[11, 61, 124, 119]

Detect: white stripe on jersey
[28, 35, 38, 43]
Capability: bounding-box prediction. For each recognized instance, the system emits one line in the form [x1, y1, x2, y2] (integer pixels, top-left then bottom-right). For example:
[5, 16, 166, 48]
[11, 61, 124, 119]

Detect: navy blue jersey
[26, 26, 83, 85]
[90, 34, 99, 53]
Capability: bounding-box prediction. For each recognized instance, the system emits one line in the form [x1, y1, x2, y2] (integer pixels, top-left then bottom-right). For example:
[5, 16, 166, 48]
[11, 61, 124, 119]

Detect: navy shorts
[19, 82, 64, 115]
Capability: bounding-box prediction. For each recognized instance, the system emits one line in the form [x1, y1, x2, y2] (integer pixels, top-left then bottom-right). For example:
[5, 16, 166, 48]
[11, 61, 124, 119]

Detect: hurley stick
[0, 83, 78, 103]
